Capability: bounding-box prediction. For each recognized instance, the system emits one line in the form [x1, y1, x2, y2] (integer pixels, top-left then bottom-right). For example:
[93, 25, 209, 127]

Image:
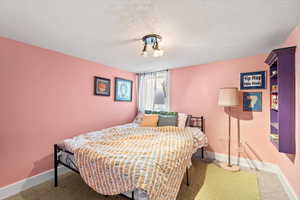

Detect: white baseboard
[203, 151, 278, 173]
[203, 151, 298, 200]
[276, 166, 299, 200]
[1, 152, 298, 200]
[0, 167, 70, 200]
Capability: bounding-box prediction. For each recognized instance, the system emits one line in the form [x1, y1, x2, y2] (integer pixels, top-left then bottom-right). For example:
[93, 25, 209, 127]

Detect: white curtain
[138, 70, 169, 112]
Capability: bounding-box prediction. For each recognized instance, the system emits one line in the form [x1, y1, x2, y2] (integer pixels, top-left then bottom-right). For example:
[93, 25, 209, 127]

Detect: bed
[54, 116, 207, 200]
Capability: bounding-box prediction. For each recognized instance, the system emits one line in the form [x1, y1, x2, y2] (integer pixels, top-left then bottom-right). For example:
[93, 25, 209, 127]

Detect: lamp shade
[218, 87, 239, 107]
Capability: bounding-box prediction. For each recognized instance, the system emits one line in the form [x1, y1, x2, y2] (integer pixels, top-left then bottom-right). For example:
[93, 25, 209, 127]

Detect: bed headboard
[145, 110, 204, 132]
[187, 116, 204, 132]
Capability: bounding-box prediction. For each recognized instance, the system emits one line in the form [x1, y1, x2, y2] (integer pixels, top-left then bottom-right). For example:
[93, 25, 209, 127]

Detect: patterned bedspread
[72, 126, 207, 200]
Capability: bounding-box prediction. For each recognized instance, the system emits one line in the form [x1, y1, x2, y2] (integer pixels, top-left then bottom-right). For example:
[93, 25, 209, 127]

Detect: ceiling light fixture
[141, 34, 164, 57]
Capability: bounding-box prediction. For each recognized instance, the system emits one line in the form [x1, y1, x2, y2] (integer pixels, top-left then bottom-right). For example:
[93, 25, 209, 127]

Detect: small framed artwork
[94, 76, 110, 96]
[114, 77, 133, 102]
[240, 71, 266, 90]
[243, 92, 262, 112]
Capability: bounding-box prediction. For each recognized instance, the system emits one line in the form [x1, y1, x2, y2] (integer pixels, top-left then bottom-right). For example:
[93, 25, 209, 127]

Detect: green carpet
[178, 162, 260, 200]
[6, 160, 260, 200]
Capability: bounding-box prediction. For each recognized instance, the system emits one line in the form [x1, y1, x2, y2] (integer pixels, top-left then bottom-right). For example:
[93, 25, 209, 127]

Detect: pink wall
[0, 37, 137, 187]
[170, 54, 277, 162]
[171, 23, 300, 197]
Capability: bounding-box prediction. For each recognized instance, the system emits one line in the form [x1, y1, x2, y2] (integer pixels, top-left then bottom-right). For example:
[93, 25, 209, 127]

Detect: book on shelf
[271, 122, 279, 129]
[270, 133, 279, 140]
[271, 85, 278, 93]
[270, 70, 278, 79]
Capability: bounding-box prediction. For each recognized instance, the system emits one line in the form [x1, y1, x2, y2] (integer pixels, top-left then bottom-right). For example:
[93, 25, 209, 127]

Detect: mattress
[58, 123, 148, 199]
[60, 123, 139, 152]
[58, 150, 148, 199]
[58, 123, 207, 200]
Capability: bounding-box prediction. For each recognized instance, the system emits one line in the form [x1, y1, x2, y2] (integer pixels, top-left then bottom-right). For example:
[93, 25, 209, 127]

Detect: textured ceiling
[0, 0, 300, 72]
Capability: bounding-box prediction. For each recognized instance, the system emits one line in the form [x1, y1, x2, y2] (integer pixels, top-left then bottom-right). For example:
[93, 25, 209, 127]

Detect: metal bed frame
[54, 116, 205, 200]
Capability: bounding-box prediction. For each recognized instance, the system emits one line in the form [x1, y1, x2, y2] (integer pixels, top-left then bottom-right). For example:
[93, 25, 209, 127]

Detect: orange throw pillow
[140, 114, 159, 127]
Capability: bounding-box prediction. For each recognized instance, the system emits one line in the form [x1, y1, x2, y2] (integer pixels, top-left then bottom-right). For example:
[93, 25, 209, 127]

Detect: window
[138, 70, 169, 112]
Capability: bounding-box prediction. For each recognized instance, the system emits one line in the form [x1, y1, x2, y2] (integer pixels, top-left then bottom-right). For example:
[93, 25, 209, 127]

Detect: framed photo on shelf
[114, 77, 133, 102]
[271, 85, 278, 93]
[94, 76, 110, 96]
[240, 71, 266, 90]
[271, 94, 278, 111]
[243, 92, 262, 112]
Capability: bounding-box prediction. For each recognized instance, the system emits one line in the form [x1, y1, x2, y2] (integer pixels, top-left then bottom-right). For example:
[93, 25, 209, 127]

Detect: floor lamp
[218, 87, 240, 171]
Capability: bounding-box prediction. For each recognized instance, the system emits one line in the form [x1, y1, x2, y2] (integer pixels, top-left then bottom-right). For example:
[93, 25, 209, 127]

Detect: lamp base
[219, 162, 240, 172]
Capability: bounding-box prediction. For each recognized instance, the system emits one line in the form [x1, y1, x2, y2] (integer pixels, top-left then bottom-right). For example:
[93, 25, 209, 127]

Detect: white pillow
[133, 112, 144, 124]
[177, 113, 188, 128]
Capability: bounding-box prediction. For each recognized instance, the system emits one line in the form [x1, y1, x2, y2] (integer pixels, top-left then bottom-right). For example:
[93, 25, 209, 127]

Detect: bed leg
[54, 144, 58, 187]
[201, 147, 205, 160]
[186, 167, 190, 186]
[132, 191, 134, 200]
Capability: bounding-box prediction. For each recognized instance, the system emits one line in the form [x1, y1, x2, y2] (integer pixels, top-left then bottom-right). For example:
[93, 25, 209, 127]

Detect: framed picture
[114, 77, 133, 102]
[243, 92, 262, 112]
[240, 71, 266, 90]
[94, 76, 110, 96]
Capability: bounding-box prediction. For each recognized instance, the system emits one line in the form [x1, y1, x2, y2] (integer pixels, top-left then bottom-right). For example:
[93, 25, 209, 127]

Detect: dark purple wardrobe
[265, 46, 296, 154]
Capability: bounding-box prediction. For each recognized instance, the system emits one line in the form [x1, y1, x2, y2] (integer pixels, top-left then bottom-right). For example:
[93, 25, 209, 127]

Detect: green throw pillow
[144, 110, 178, 116]
[158, 115, 178, 127]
